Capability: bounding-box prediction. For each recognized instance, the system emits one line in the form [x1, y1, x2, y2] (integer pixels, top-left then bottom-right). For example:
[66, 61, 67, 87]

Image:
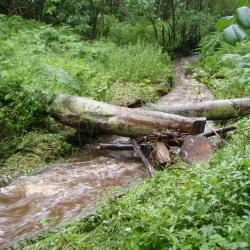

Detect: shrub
[0, 80, 47, 136]
[200, 37, 250, 99]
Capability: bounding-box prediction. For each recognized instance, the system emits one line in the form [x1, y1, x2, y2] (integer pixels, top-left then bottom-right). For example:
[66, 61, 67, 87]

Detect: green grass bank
[16, 38, 250, 249]
[0, 16, 173, 179]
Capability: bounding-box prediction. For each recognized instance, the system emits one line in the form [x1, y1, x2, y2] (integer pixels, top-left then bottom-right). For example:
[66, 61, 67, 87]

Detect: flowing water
[0, 57, 215, 248]
[0, 136, 145, 248]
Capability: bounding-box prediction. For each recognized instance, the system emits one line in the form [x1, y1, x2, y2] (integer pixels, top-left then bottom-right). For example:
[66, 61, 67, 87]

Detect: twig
[201, 126, 236, 138]
[206, 124, 230, 145]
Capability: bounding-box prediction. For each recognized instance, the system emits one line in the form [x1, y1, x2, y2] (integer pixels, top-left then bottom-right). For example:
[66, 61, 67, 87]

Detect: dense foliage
[199, 38, 250, 99]
[215, 3, 250, 45]
[18, 28, 250, 250]
[0, 0, 239, 53]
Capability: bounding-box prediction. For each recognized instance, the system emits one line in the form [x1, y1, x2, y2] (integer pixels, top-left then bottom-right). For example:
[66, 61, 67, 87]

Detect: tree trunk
[51, 94, 206, 137]
[146, 98, 250, 120]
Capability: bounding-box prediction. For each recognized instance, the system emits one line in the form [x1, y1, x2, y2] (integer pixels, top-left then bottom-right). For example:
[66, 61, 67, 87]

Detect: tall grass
[0, 15, 173, 103]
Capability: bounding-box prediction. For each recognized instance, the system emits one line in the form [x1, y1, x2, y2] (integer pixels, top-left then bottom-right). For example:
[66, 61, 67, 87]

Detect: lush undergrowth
[198, 37, 250, 99]
[0, 15, 173, 179]
[0, 15, 173, 103]
[18, 38, 250, 249]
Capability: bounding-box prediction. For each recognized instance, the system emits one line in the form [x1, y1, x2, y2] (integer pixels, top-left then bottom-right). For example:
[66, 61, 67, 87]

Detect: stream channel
[0, 57, 214, 248]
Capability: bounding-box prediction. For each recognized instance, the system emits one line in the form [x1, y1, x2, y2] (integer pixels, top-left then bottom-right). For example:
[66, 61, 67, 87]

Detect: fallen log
[146, 98, 250, 120]
[51, 94, 206, 137]
[131, 139, 155, 176]
[153, 142, 171, 164]
[201, 125, 236, 137]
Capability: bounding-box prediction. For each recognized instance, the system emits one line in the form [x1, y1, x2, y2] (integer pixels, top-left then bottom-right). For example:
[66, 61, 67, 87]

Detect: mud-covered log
[146, 98, 250, 120]
[51, 94, 206, 136]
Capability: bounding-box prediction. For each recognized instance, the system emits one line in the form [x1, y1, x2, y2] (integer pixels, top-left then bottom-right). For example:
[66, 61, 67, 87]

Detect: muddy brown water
[0, 136, 145, 248]
[0, 57, 216, 248]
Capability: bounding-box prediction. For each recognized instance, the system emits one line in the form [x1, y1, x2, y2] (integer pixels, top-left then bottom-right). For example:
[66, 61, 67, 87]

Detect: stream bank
[0, 57, 216, 248]
[11, 34, 250, 250]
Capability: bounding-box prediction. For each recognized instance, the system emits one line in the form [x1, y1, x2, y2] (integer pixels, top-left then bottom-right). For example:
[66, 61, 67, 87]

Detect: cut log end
[192, 118, 207, 134]
[179, 135, 214, 164]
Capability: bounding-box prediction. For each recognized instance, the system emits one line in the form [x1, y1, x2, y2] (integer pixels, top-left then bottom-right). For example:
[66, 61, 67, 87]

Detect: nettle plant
[216, 0, 250, 45]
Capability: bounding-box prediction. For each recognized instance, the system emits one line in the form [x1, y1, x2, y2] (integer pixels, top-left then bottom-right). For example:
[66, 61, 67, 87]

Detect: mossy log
[146, 98, 250, 120]
[51, 94, 206, 137]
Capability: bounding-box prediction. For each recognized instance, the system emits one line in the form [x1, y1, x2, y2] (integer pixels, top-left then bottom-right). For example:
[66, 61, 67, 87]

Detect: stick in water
[131, 139, 155, 177]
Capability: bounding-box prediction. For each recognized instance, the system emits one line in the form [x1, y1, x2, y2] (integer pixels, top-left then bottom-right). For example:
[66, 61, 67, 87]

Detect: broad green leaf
[216, 16, 235, 31]
[236, 6, 250, 28]
[223, 24, 247, 44]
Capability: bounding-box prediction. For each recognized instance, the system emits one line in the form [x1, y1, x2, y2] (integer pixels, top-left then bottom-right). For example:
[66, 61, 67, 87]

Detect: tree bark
[146, 98, 250, 120]
[153, 142, 171, 164]
[51, 94, 206, 137]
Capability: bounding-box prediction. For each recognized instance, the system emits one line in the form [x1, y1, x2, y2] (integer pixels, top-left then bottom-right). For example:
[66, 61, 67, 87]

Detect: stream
[0, 57, 215, 249]
[0, 136, 145, 248]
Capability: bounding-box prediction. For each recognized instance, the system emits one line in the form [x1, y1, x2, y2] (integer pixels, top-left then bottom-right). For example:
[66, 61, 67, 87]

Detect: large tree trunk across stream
[51, 94, 206, 137]
[146, 98, 250, 120]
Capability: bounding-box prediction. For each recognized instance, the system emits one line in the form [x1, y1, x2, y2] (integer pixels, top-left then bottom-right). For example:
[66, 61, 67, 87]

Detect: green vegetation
[0, 15, 173, 179]
[1, 131, 74, 178]
[0, 0, 238, 53]
[199, 37, 250, 99]
[1, 1, 250, 249]
[215, 4, 250, 45]
[0, 16, 173, 102]
[18, 29, 250, 250]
